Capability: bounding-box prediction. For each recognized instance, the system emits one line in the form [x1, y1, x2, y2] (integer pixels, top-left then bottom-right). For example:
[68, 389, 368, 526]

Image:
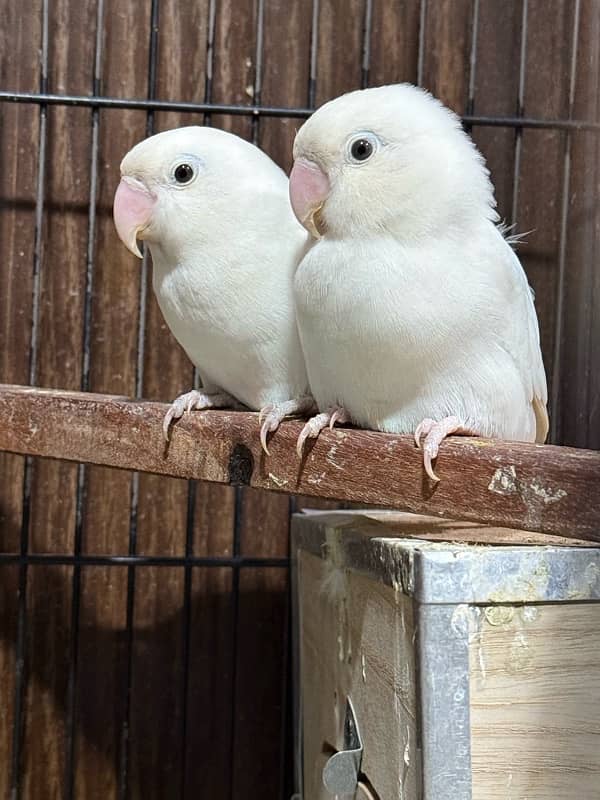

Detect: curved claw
[414, 418, 435, 450]
[260, 419, 272, 456]
[296, 408, 347, 457]
[329, 408, 348, 429]
[185, 395, 196, 415]
[296, 423, 313, 458]
[422, 448, 441, 482]
[162, 408, 176, 442]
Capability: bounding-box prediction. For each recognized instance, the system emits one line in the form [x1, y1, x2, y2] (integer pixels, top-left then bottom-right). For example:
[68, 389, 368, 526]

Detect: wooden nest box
[293, 511, 600, 800]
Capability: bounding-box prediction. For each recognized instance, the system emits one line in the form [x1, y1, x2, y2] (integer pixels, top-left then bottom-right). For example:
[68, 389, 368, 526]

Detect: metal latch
[322, 697, 363, 795]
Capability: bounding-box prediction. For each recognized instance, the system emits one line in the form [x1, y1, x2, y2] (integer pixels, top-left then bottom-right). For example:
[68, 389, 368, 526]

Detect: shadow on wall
[0, 505, 291, 800]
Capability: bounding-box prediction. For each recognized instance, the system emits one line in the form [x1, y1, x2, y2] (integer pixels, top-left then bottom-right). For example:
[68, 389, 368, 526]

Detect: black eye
[350, 138, 373, 162]
[174, 163, 194, 184]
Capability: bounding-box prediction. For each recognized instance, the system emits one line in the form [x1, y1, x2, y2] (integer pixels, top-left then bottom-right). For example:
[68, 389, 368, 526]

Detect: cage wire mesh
[0, 0, 599, 798]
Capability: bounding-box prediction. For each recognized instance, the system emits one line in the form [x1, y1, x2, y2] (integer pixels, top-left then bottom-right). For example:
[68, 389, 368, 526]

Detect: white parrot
[113, 126, 314, 447]
[289, 84, 548, 481]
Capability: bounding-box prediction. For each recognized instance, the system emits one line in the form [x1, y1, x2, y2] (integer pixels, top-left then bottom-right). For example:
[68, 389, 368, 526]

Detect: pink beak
[289, 158, 330, 238]
[113, 177, 156, 258]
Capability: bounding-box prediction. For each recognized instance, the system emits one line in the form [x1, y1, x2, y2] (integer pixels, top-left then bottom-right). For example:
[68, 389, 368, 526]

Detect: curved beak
[113, 177, 156, 258]
[289, 157, 330, 239]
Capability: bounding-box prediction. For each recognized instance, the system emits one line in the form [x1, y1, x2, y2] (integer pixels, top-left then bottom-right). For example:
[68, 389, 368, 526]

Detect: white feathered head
[290, 83, 498, 241]
[113, 125, 287, 258]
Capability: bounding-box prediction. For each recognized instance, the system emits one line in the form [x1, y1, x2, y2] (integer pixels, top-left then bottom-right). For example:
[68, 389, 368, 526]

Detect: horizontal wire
[1, 90, 599, 131]
[0, 553, 288, 568]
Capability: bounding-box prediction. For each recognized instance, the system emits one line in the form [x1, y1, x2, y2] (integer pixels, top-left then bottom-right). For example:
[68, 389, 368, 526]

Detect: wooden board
[1, 386, 599, 543]
[470, 602, 600, 799]
[298, 550, 418, 800]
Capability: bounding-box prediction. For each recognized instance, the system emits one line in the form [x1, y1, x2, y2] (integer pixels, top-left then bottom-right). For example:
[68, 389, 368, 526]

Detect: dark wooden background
[0, 1, 598, 798]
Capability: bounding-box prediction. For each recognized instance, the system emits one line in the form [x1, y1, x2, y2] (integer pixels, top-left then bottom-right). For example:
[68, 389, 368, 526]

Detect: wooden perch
[0, 384, 599, 542]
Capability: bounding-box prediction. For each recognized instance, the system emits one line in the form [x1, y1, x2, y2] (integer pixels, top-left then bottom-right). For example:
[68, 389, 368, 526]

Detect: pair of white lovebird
[113, 83, 548, 482]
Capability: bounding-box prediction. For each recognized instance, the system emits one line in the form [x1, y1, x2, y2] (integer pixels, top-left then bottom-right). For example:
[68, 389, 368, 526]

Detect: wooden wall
[0, 1, 598, 798]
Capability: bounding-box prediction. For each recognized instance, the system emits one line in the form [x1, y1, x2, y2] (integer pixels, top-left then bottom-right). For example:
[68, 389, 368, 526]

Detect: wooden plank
[470, 0, 523, 219]
[21, 565, 73, 798]
[369, 0, 421, 87]
[231, 567, 289, 800]
[74, 567, 127, 800]
[1, 386, 598, 542]
[0, 564, 19, 798]
[316, 0, 365, 106]
[239, 489, 290, 557]
[155, 0, 210, 131]
[193, 482, 236, 557]
[211, 0, 256, 139]
[420, 0, 475, 112]
[470, 603, 600, 799]
[129, 566, 185, 798]
[184, 568, 234, 799]
[259, 0, 312, 171]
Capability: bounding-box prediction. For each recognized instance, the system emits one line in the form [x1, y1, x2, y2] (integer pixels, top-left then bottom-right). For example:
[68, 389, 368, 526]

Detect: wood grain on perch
[0, 384, 598, 542]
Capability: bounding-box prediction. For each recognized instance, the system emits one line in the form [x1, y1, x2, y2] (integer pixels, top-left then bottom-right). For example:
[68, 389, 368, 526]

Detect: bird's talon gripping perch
[258, 395, 316, 455]
[414, 418, 435, 449]
[162, 389, 235, 441]
[258, 404, 274, 425]
[414, 415, 475, 482]
[296, 405, 349, 456]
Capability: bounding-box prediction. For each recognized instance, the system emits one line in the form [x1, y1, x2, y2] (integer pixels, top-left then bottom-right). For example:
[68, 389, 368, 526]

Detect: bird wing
[502, 238, 549, 443]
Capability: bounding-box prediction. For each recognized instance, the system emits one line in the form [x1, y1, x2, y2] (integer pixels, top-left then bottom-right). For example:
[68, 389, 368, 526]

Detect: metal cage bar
[10, 1, 50, 797]
[0, 90, 598, 132]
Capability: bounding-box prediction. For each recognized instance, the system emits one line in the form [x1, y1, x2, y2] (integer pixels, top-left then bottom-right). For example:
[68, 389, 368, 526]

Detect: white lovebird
[289, 84, 548, 481]
[113, 126, 314, 447]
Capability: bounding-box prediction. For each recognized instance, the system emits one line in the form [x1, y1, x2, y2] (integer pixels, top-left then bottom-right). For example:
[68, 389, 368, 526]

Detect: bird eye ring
[173, 163, 195, 184]
[346, 132, 379, 164]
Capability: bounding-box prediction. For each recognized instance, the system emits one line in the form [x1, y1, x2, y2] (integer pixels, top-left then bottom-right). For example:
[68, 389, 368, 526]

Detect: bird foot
[163, 389, 236, 441]
[296, 406, 351, 457]
[414, 416, 476, 482]
[259, 395, 316, 455]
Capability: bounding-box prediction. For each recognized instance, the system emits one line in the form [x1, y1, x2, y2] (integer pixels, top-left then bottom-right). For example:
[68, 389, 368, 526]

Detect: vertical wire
[550, 0, 582, 443]
[417, 0, 427, 87]
[307, 0, 320, 108]
[119, 2, 160, 798]
[65, 0, 105, 794]
[361, 0, 373, 89]
[466, 0, 480, 124]
[179, 4, 217, 796]
[11, 2, 49, 798]
[203, 0, 217, 127]
[251, 0, 265, 145]
[511, 0, 528, 226]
